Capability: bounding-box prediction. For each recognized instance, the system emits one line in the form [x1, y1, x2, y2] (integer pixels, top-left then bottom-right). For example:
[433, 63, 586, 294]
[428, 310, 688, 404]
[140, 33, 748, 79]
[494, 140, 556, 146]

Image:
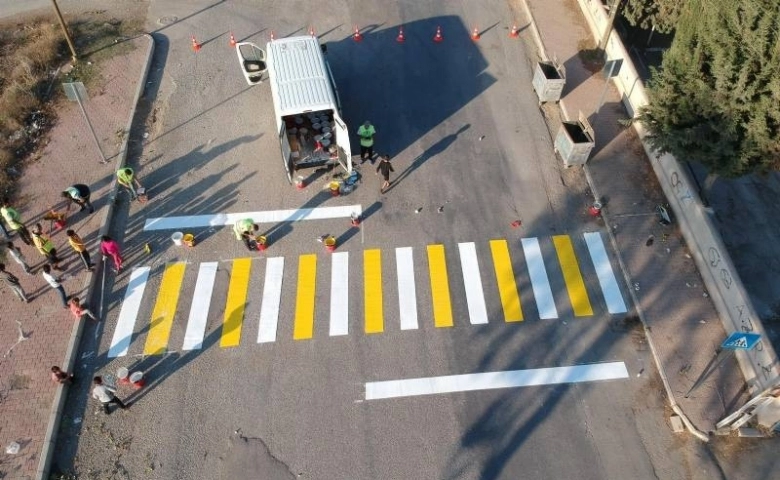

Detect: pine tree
[639, 0, 780, 179]
[621, 0, 684, 33]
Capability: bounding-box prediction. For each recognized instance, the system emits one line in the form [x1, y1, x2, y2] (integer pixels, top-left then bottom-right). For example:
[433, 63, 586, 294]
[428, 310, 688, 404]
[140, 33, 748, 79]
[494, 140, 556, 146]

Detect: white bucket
[129, 371, 144, 383]
[117, 367, 129, 381]
[171, 231, 184, 246]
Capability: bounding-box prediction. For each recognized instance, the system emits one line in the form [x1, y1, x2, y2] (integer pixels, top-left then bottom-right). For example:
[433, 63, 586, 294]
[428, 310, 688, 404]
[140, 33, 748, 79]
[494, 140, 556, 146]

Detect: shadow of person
[390, 124, 470, 190]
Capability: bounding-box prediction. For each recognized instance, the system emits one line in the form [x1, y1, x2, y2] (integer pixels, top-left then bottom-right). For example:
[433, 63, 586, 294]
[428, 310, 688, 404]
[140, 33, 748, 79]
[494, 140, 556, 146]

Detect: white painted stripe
[144, 205, 363, 231]
[181, 262, 218, 350]
[583, 232, 628, 314]
[458, 242, 489, 324]
[257, 257, 285, 343]
[396, 247, 418, 330]
[365, 362, 629, 400]
[108, 267, 151, 358]
[521, 237, 558, 320]
[329, 252, 349, 336]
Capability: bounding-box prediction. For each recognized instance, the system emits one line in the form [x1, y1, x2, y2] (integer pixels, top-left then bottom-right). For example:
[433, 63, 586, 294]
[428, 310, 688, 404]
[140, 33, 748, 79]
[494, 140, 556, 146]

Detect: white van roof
[267, 36, 337, 118]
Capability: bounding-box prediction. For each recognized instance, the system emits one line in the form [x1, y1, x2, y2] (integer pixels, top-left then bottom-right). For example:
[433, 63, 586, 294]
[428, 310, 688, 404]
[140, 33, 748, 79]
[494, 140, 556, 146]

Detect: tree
[621, 0, 684, 33]
[639, 0, 780, 180]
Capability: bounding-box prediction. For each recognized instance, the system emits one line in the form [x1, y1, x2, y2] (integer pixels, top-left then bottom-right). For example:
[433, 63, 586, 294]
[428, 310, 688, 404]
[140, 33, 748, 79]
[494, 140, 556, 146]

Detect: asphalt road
[53, 1, 679, 478]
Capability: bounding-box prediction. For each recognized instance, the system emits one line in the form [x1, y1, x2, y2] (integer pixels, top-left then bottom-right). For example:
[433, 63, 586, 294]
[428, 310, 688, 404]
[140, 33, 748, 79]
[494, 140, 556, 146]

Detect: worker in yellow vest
[0, 197, 33, 245]
[233, 218, 259, 251]
[116, 168, 143, 200]
[357, 120, 376, 163]
[31, 223, 63, 270]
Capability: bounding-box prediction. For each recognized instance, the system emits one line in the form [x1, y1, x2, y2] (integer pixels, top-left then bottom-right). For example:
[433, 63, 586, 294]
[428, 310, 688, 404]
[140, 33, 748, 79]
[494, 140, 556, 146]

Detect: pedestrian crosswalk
[106, 232, 628, 357]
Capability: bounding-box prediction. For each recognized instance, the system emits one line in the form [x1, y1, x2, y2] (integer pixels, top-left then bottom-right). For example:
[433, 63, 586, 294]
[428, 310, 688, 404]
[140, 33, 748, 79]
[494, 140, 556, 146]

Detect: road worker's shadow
[387, 124, 470, 192]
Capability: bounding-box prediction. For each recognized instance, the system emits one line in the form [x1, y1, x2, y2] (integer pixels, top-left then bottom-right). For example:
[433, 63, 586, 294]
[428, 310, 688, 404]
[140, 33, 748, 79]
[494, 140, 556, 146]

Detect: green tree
[621, 0, 684, 33]
[639, 0, 780, 181]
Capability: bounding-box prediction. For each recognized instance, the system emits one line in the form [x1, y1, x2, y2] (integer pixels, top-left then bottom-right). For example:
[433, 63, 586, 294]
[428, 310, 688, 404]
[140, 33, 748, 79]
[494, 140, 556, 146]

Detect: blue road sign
[721, 332, 762, 350]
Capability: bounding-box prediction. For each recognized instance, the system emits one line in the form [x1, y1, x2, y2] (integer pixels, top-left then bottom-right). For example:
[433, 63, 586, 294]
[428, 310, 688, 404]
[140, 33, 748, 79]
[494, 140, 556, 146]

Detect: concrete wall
[576, 0, 779, 392]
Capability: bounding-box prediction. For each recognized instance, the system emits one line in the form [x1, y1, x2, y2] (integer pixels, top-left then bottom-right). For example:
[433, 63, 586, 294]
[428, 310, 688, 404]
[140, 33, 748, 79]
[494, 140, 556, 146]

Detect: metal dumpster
[554, 115, 595, 167]
[532, 61, 565, 103]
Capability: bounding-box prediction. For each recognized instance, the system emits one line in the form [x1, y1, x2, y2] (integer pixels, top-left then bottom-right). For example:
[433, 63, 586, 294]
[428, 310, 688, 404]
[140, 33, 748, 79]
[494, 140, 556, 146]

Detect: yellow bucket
[182, 233, 195, 247]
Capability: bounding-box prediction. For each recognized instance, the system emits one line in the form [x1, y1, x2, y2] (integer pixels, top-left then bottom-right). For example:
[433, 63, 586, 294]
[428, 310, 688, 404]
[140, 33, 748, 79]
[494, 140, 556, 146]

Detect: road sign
[721, 332, 762, 350]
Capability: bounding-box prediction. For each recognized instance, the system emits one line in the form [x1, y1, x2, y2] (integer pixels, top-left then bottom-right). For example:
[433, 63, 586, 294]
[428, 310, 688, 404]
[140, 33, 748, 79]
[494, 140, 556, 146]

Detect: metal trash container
[554, 115, 595, 167]
[532, 61, 565, 103]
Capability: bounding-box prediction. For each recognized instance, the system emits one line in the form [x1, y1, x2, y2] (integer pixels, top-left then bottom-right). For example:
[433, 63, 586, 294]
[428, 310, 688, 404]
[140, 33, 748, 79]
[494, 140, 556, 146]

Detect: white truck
[236, 36, 353, 183]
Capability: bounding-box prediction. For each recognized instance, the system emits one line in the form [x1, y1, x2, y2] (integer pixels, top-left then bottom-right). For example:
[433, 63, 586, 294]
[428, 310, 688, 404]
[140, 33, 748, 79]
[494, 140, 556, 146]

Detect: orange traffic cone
[433, 26, 443, 43]
[309, 25, 315, 37]
[352, 25, 363, 42]
[270, 30, 276, 41]
[471, 26, 481, 41]
[509, 23, 520, 38]
[396, 26, 405, 43]
[229, 31, 237, 47]
[191, 35, 201, 53]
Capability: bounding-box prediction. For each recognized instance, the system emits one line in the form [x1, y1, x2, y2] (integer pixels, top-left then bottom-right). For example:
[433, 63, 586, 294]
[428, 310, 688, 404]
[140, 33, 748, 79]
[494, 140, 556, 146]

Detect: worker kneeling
[233, 218, 260, 251]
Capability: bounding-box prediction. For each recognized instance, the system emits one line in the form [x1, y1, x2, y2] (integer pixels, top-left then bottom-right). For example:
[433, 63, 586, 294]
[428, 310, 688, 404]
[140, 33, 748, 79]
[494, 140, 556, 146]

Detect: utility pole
[50, 0, 78, 61]
[598, 0, 623, 53]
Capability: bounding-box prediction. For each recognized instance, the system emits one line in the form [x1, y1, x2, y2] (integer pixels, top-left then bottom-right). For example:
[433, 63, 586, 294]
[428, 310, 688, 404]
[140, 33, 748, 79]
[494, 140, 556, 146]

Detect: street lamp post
[50, 0, 78, 61]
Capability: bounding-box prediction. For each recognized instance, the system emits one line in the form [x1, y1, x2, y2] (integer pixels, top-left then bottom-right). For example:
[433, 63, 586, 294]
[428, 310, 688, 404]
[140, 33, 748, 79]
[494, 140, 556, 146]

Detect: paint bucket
[117, 367, 130, 384]
[257, 235, 268, 251]
[171, 231, 184, 246]
[324, 235, 336, 252]
[129, 371, 145, 389]
[182, 233, 195, 247]
[329, 181, 341, 196]
[588, 202, 603, 217]
[295, 175, 305, 189]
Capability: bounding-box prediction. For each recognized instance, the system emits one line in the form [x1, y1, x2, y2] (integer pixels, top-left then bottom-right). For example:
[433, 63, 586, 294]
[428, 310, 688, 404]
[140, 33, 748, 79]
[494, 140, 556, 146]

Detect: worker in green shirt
[0, 198, 32, 246]
[233, 218, 259, 251]
[357, 120, 376, 163]
[116, 168, 143, 200]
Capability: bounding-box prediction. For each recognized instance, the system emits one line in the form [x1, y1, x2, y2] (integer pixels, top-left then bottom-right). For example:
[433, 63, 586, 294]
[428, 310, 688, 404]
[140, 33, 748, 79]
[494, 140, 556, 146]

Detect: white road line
[257, 257, 284, 343]
[396, 247, 418, 330]
[365, 362, 629, 400]
[521, 237, 558, 319]
[181, 262, 218, 350]
[583, 232, 627, 314]
[108, 267, 151, 358]
[143, 205, 363, 231]
[329, 252, 349, 336]
[458, 242, 489, 324]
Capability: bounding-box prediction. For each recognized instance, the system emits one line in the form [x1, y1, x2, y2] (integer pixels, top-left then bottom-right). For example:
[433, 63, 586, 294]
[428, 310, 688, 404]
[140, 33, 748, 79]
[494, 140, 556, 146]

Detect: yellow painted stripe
[364, 249, 383, 333]
[552, 235, 594, 317]
[427, 245, 453, 327]
[144, 262, 186, 355]
[294, 254, 317, 339]
[221, 258, 252, 347]
[489, 240, 523, 322]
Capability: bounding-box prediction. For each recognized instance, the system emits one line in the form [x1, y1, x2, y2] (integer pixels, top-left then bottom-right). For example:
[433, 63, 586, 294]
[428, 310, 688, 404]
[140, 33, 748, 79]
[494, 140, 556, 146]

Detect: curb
[517, 0, 708, 441]
[36, 33, 156, 480]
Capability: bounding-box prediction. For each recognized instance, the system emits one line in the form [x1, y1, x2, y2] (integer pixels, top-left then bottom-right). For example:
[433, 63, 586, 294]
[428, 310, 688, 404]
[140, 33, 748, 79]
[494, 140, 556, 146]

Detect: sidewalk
[522, 0, 747, 432]
[0, 35, 152, 479]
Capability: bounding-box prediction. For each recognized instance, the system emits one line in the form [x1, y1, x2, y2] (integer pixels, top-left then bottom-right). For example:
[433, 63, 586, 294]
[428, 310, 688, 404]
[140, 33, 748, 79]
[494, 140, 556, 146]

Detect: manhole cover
[157, 16, 178, 26]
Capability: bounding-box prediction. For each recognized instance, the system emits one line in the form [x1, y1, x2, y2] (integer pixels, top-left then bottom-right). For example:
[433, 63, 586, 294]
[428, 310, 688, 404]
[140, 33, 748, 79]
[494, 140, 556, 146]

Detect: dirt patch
[0, 11, 143, 197]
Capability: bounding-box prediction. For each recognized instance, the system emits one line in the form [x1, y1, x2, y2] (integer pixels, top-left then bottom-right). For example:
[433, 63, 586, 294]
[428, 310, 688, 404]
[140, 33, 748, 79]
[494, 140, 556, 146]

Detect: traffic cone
[396, 26, 405, 43]
[229, 31, 237, 47]
[433, 26, 443, 43]
[270, 30, 276, 41]
[471, 26, 480, 41]
[309, 25, 315, 37]
[509, 23, 520, 38]
[352, 25, 363, 42]
[191, 35, 201, 53]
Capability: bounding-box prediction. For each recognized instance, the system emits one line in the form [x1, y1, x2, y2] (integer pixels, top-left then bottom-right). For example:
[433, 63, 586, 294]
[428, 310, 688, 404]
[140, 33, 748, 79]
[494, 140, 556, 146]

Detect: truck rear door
[279, 123, 293, 183]
[332, 116, 352, 173]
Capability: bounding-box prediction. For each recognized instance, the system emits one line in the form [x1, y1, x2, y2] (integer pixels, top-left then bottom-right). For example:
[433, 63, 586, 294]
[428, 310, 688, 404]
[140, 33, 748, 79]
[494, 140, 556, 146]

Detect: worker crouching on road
[233, 218, 260, 251]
